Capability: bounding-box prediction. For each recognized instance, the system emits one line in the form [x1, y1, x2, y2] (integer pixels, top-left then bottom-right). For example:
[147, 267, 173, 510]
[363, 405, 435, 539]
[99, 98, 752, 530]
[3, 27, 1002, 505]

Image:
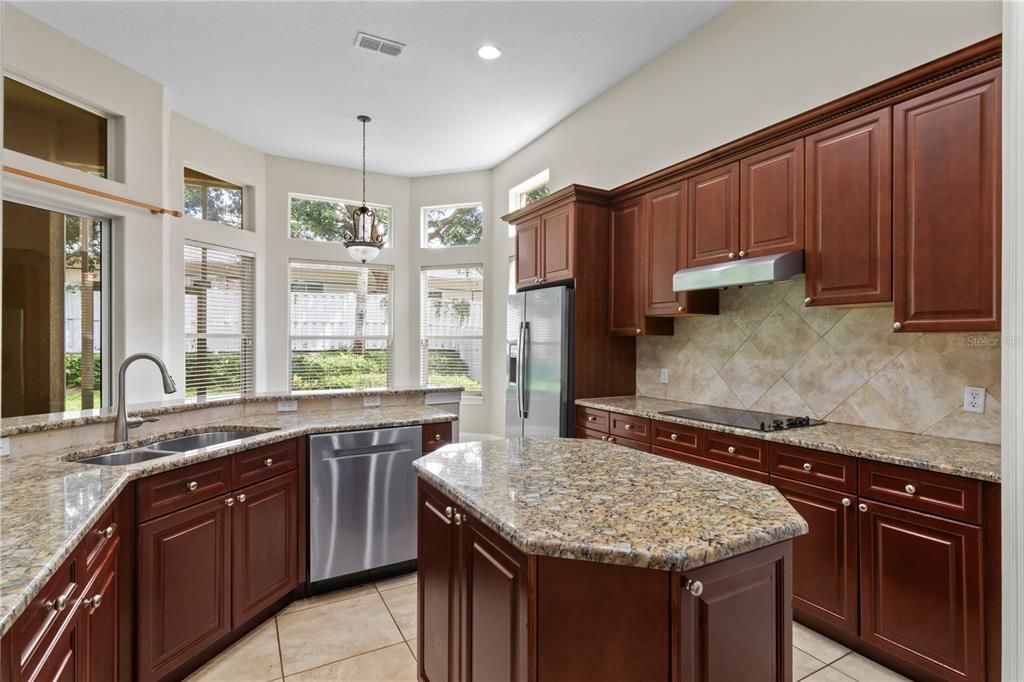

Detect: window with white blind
[289, 261, 393, 391]
[420, 266, 484, 395]
[184, 243, 255, 398]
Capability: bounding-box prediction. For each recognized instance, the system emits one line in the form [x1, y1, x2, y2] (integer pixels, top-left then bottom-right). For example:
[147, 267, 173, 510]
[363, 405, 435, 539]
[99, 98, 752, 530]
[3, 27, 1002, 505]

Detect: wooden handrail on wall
[2, 165, 183, 217]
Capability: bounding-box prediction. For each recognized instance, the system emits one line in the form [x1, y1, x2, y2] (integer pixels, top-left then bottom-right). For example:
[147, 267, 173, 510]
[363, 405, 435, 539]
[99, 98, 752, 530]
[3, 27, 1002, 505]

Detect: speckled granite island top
[413, 438, 808, 572]
[576, 395, 1001, 483]
[0, 405, 457, 637]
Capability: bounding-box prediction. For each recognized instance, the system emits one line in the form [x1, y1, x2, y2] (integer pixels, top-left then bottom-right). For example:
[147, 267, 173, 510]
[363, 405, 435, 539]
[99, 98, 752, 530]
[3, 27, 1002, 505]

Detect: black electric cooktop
[658, 406, 824, 432]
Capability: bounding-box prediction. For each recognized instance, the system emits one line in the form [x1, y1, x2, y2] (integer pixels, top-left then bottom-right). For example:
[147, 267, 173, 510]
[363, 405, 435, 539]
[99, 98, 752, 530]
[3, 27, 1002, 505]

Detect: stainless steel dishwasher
[308, 426, 422, 585]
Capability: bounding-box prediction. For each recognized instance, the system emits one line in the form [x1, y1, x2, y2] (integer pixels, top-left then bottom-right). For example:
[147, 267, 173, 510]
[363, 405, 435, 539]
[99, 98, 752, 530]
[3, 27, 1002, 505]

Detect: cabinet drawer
[605, 434, 651, 453]
[653, 446, 770, 484]
[11, 549, 84, 676]
[233, 439, 297, 488]
[703, 432, 769, 472]
[770, 443, 857, 493]
[609, 413, 651, 443]
[575, 407, 609, 433]
[576, 426, 606, 441]
[859, 460, 982, 524]
[422, 422, 453, 453]
[652, 421, 701, 455]
[137, 456, 233, 522]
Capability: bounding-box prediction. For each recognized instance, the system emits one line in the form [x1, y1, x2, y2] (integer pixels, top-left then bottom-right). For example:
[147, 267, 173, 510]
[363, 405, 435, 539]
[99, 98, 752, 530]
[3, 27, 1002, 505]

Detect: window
[2, 201, 108, 416]
[3, 76, 108, 177]
[184, 244, 255, 399]
[421, 203, 483, 248]
[289, 194, 392, 248]
[184, 168, 244, 228]
[420, 266, 484, 395]
[507, 169, 550, 237]
[289, 262, 393, 390]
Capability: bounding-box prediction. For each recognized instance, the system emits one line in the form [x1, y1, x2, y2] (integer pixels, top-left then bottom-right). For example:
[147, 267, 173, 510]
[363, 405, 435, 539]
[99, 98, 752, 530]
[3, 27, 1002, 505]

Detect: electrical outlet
[363, 396, 382, 407]
[963, 387, 986, 414]
[0, 438, 9, 456]
[659, 368, 669, 384]
[277, 399, 298, 413]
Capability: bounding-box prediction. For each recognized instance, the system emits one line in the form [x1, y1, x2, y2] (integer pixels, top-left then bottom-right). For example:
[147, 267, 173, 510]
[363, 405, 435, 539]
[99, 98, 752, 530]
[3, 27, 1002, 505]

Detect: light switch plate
[659, 368, 669, 384]
[363, 396, 382, 407]
[963, 387, 985, 414]
[277, 399, 298, 413]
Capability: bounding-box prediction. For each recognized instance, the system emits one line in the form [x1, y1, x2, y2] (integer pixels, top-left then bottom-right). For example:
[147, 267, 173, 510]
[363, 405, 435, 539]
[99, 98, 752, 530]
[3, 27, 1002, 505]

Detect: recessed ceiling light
[477, 45, 502, 60]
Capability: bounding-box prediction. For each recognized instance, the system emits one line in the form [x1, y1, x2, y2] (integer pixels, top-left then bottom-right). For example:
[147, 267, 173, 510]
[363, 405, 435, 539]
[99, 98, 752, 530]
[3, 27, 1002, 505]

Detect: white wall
[485, 0, 1002, 434]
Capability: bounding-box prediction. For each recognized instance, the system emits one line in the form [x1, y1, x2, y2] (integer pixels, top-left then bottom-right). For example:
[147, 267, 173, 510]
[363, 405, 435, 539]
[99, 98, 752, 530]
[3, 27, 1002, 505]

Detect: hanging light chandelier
[344, 114, 384, 263]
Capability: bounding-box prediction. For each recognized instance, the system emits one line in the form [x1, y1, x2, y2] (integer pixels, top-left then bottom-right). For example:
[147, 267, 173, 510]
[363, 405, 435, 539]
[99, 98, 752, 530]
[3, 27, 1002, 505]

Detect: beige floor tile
[832, 652, 912, 682]
[380, 583, 417, 640]
[407, 638, 417, 660]
[794, 647, 827, 680]
[802, 667, 857, 682]
[793, 622, 851, 664]
[375, 572, 417, 592]
[278, 583, 377, 616]
[283, 643, 416, 681]
[186, 619, 282, 682]
[277, 593, 404, 676]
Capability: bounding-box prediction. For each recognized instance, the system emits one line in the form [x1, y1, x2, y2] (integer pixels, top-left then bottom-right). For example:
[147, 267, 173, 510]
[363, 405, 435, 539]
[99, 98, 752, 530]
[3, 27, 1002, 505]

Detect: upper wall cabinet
[513, 203, 575, 288]
[804, 109, 892, 306]
[687, 162, 740, 267]
[609, 198, 672, 336]
[514, 216, 543, 290]
[740, 139, 805, 259]
[893, 69, 1001, 332]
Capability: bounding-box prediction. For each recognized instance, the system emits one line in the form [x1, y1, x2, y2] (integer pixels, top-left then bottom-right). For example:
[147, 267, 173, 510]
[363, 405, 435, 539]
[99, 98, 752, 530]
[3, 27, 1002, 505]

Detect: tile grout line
[274, 615, 285, 680]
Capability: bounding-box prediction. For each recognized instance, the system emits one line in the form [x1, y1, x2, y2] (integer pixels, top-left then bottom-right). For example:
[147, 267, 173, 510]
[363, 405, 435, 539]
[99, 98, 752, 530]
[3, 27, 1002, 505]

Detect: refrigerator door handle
[514, 321, 524, 418]
[521, 321, 531, 418]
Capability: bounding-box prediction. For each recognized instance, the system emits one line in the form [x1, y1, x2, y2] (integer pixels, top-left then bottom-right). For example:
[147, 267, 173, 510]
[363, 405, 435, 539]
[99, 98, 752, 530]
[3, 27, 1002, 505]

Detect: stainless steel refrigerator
[506, 285, 573, 438]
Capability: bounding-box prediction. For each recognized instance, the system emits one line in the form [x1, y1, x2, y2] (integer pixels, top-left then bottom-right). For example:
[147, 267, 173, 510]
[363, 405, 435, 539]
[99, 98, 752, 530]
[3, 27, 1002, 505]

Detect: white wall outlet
[659, 368, 669, 384]
[363, 396, 382, 407]
[0, 438, 9, 456]
[277, 399, 299, 413]
[963, 387, 986, 414]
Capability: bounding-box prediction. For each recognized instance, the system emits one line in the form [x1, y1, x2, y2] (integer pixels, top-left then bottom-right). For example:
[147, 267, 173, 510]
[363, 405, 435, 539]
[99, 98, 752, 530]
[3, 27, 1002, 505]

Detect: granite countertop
[0, 384, 464, 437]
[414, 438, 808, 572]
[0, 405, 457, 637]
[576, 396, 1001, 483]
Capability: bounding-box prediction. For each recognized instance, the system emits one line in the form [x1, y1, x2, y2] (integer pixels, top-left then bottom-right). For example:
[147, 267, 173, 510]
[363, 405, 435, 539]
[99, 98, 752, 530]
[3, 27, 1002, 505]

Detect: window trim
[182, 165, 248, 230]
[507, 169, 550, 237]
[419, 263, 485, 398]
[287, 192, 395, 249]
[419, 202, 484, 249]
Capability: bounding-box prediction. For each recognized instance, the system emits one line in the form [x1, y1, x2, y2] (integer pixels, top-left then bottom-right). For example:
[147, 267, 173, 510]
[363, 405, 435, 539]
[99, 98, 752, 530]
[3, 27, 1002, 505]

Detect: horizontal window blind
[420, 266, 484, 395]
[289, 261, 393, 391]
[184, 243, 255, 399]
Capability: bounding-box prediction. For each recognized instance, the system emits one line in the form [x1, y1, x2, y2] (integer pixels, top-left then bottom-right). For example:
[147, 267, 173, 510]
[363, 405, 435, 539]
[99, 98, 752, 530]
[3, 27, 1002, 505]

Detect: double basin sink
[77, 430, 268, 466]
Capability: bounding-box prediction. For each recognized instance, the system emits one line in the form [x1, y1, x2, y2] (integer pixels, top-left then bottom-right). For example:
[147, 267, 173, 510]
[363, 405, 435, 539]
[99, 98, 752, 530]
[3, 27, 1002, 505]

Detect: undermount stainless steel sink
[76, 430, 265, 466]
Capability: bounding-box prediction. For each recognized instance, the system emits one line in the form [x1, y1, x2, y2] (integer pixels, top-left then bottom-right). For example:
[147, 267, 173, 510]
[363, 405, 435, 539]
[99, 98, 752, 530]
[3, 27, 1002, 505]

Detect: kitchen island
[413, 438, 808, 682]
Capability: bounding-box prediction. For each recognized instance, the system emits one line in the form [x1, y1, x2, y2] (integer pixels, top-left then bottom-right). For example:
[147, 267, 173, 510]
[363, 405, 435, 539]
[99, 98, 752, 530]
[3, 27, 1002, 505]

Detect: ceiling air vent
[354, 31, 405, 57]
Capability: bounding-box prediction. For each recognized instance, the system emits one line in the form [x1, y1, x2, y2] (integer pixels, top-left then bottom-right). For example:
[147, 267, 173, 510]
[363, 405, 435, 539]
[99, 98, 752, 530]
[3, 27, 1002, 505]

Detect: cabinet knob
[841, 497, 851, 507]
[858, 503, 868, 512]
[44, 594, 69, 613]
[624, 424, 633, 431]
[670, 433, 678, 441]
[905, 484, 916, 495]
[600, 435, 608, 441]
[535, 277, 541, 284]
[434, 433, 442, 441]
[97, 525, 114, 539]
[83, 594, 103, 610]
[186, 481, 199, 492]
[804, 297, 813, 305]
[608, 436, 617, 443]
[587, 415, 596, 422]
[677, 305, 685, 313]
[225, 497, 235, 507]
[685, 579, 704, 597]
[893, 321, 903, 331]
[802, 463, 812, 472]
[738, 250, 746, 258]
[264, 458, 274, 467]
[728, 252, 736, 259]
[454, 512, 463, 525]
[727, 446, 736, 454]
[635, 328, 642, 335]
[445, 506, 453, 519]
[237, 493, 247, 503]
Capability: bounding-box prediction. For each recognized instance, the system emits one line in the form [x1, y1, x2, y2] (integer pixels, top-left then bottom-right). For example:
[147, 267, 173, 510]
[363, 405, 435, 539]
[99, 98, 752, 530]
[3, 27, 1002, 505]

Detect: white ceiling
[15, 1, 731, 177]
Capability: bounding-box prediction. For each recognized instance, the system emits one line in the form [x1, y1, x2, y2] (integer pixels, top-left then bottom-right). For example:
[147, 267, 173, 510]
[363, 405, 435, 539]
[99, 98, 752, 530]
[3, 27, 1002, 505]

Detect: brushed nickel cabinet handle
[44, 594, 69, 613]
[635, 328, 642, 335]
[893, 321, 903, 331]
[841, 498, 851, 507]
[434, 433, 442, 441]
[454, 512, 463, 525]
[804, 297, 813, 304]
[98, 525, 114, 539]
[186, 481, 199, 492]
[677, 305, 685, 312]
[905, 484, 916, 495]
[587, 415, 596, 422]
[225, 497, 235, 507]
[445, 506, 453, 519]
[803, 463, 812, 472]
[264, 458, 274, 467]
[859, 503, 868, 512]
[738, 250, 746, 258]
[670, 433, 678, 441]
[727, 446, 736, 454]
[608, 436, 617, 443]
[685, 579, 704, 597]
[624, 424, 633, 431]
[237, 493, 247, 503]
[83, 594, 103, 610]
[728, 252, 736, 259]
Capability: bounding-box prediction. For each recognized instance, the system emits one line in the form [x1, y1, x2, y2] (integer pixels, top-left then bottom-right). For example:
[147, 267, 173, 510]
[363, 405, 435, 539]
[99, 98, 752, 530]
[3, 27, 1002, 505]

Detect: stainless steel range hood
[672, 250, 804, 292]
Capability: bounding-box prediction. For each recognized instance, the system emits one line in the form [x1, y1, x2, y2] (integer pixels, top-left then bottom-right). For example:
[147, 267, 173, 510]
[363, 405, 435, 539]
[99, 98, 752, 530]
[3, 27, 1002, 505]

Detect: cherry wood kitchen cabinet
[893, 68, 1001, 332]
[512, 202, 576, 288]
[423, 421, 454, 453]
[609, 198, 672, 336]
[81, 540, 124, 682]
[25, 606, 87, 682]
[513, 216, 542, 290]
[418, 480, 460, 682]
[687, 162, 740, 267]
[740, 139, 804, 259]
[804, 108, 893, 306]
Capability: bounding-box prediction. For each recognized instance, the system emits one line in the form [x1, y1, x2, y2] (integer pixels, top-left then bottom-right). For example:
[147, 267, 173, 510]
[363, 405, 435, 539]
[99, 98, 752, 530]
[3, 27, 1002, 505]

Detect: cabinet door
[859, 499, 984, 681]
[644, 183, 688, 315]
[418, 481, 459, 682]
[893, 69, 1001, 332]
[25, 607, 87, 682]
[460, 515, 529, 682]
[83, 540, 122, 682]
[232, 472, 299, 625]
[740, 139, 804, 258]
[541, 204, 574, 283]
[138, 496, 232, 682]
[805, 109, 892, 306]
[773, 477, 858, 634]
[514, 217, 541, 289]
[687, 162, 740, 267]
[609, 199, 644, 335]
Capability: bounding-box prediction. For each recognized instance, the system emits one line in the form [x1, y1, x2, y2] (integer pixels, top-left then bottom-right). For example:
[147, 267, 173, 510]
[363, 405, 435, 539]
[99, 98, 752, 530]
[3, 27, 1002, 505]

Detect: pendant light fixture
[344, 114, 384, 263]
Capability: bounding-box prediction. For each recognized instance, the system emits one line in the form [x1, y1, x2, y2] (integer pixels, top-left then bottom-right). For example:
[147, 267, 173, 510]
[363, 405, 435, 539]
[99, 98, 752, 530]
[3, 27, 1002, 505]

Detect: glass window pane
[521, 183, 550, 206]
[289, 195, 392, 247]
[420, 266, 484, 395]
[422, 204, 483, 248]
[183, 167, 244, 228]
[3, 77, 108, 177]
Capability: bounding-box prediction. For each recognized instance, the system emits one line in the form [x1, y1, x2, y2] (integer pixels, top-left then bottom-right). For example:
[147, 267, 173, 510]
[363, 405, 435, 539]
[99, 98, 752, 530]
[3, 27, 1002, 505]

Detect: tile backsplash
[636, 278, 1000, 444]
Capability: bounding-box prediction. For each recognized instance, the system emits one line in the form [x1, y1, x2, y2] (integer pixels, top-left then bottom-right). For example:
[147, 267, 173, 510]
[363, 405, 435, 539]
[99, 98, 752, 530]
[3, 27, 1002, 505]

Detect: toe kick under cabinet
[575, 407, 1001, 682]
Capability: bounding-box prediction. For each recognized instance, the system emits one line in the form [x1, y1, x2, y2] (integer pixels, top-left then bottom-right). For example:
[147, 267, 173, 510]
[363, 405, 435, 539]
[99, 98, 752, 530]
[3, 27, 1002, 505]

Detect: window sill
[461, 394, 484, 406]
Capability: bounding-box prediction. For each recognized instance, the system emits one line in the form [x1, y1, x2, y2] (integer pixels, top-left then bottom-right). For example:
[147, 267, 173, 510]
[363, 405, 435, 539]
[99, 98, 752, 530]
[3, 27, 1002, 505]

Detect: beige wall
[486, 0, 1002, 435]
